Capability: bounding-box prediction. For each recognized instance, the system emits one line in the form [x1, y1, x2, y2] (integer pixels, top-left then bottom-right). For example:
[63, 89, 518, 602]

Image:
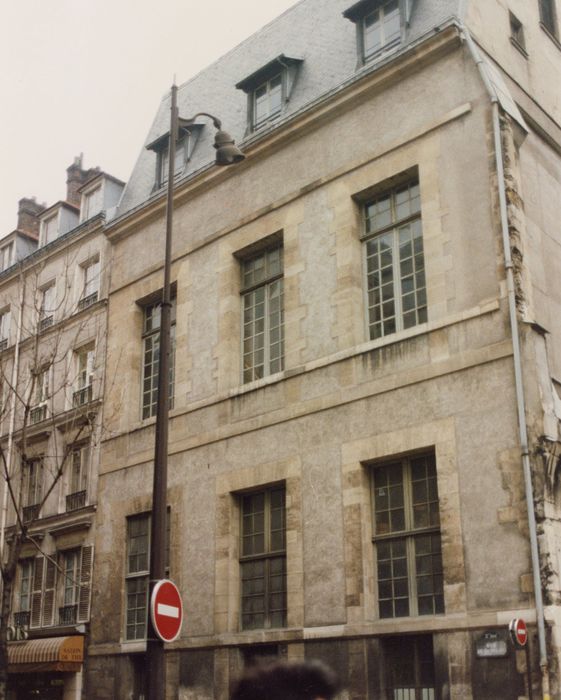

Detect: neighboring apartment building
[0, 159, 124, 700]
[82, 0, 561, 698]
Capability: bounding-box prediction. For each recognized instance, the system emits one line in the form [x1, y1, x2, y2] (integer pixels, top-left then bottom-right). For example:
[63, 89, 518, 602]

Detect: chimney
[66, 154, 100, 207]
[17, 197, 46, 238]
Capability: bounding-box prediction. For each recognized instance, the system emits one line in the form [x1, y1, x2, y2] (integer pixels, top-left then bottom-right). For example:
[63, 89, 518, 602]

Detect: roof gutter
[460, 25, 550, 700]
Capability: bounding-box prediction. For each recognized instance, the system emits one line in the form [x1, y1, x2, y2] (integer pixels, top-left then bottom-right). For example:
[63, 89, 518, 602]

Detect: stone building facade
[26, 0, 559, 699]
[0, 160, 123, 700]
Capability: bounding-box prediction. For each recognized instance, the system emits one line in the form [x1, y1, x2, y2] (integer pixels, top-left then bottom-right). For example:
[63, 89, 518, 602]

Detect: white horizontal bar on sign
[157, 603, 179, 619]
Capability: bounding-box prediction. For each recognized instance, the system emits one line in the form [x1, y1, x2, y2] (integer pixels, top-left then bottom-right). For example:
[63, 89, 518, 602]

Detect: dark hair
[230, 659, 340, 700]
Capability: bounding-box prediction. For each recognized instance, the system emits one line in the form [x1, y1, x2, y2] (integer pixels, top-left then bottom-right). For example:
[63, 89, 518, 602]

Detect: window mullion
[264, 283, 272, 375]
[392, 226, 403, 332]
[403, 460, 418, 616]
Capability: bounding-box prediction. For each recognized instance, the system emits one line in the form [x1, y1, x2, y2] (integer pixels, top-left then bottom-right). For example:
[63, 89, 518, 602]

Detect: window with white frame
[61, 549, 81, 624]
[253, 74, 283, 128]
[124, 511, 170, 641]
[17, 558, 34, 622]
[371, 453, 444, 619]
[0, 242, 13, 272]
[363, 177, 426, 340]
[73, 345, 95, 406]
[81, 185, 103, 222]
[79, 259, 100, 310]
[344, 0, 401, 63]
[509, 12, 527, 52]
[241, 246, 284, 383]
[125, 514, 150, 640]
[29, 555, 57, 628]
[67, 443, 89, 511]
[240, 486, 287, 630]
[42, 214, 58, 245]
[539, 0, 558, 36]
[30, 368, 49, 424]
[23, 457, 43, 510]
[141, 299, 176, 420]
[158, 136, 187, 187]
[39, 283, 55, 331]
[0, 308, 10, 350]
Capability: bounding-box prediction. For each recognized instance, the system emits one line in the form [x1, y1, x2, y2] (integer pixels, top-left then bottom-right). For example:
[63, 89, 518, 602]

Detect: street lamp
[146, 84, 245, 700]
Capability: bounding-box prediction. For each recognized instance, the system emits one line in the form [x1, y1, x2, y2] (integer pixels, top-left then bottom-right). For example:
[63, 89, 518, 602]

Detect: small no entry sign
[509, 618, 528, 648]
[150, 579, 183, 643]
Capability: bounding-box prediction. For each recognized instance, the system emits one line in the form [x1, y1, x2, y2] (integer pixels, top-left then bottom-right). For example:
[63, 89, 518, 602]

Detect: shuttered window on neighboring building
[28, 546, 93, 629]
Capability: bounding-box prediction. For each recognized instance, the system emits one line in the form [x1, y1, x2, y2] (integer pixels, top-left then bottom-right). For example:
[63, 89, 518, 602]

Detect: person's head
[230, 659, 340, 700]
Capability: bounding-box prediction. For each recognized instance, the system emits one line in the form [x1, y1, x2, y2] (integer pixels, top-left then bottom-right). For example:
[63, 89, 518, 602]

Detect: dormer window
[236, 55, 303, 132]
[344, 0, 403, 64]
[81, 185, 103, 222]
[147, 124, 204, 190]
[42, 214, 59, 245]
[0, 242, 13, 272]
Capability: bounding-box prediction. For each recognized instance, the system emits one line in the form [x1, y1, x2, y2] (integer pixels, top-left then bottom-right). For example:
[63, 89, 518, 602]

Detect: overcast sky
[0, 0, 300, 237]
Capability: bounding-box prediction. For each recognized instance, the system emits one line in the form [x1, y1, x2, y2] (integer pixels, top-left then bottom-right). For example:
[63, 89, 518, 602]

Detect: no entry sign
[150, 579, 183, 643]
[509, 618, 528, 648]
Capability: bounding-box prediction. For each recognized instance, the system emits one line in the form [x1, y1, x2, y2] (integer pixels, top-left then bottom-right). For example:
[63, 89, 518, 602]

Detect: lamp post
[146, 84, 245, 700]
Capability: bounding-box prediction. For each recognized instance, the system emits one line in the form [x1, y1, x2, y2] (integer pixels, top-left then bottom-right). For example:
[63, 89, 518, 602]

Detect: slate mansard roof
[117, 0, 463, 217]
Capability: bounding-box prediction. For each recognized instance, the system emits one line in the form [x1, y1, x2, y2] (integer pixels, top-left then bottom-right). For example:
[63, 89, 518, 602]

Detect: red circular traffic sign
[150, 579, 183, 643]
[509, 618, 528, 648]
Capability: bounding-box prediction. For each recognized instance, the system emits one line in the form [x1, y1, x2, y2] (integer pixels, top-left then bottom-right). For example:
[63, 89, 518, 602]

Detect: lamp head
[213, 129, 245, 166]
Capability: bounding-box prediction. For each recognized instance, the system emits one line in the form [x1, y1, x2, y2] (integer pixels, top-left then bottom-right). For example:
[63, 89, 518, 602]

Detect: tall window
[18, 559, 34, 616]
[39, 283, 55, 330]
[125, 514, 150, 640]
[383, 635, 436, 700]
[159, 137, 187, 186]
[24, 458, 43, 507]
[241, 247, 284, 383]
[363, 178, 426, 340]
[67, 443, 89, 511]
[539, 0, 558, 36]
[371, 454, 444, 618]
[0, 308, 10, 351]
[81, 186, 103, 221]
[74, 345, 95, 406]
[240, 486, 286, 630]
[42, 214, 58, 245]
[79, 259, 100, 310]
[60, 549, 81, 624]
[141, 300, 176, 420]
[253, 75, 283, 128]
[0, 242, 13, 272]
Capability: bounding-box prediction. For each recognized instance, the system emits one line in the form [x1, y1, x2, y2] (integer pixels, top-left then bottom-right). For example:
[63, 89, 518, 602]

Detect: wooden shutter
[78, 545, 93, 622]
[30, 556, 44, 628]
[42, 558, 57, 626]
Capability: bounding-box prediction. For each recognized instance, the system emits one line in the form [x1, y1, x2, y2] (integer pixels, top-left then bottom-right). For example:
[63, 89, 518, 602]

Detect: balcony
[38, 315, 54, 332]
[0, 338, 7, 352]
[14, 610, 30, 628]
[29, 404, 47, 425]
[58, 604, 77, 625]
[77, 291, 98, 311]
[73, 385, 93, 407]
[22, 504, 40, 523]
[66, 490, 86, 512]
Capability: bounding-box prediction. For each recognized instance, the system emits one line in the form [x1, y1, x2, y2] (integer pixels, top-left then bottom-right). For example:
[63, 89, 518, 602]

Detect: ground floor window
[383, 634, 436, 700]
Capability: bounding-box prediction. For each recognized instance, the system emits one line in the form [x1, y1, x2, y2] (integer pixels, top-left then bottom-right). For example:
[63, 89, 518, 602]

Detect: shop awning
[8, 635, 83, 673]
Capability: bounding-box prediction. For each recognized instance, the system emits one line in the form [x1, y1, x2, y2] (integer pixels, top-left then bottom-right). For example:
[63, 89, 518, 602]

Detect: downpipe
[460, 26, 550, 699]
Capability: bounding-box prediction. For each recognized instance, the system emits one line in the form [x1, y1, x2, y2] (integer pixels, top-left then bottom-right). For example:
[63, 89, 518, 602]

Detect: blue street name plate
[476, 630, 509, 658]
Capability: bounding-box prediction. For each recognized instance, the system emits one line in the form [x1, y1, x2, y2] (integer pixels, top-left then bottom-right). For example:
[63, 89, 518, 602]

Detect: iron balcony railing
[14, 610, 30, 628]
[77, 291, 98, 311]
[73, 385, 93, 407]
[66, 490, 86, 512]
[58, 604, 78, 625]
[38, 315, 54, 332]
[29, 404, 47, 424]
[0, 338, 7, 352]
[22, 504, 40, 523]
